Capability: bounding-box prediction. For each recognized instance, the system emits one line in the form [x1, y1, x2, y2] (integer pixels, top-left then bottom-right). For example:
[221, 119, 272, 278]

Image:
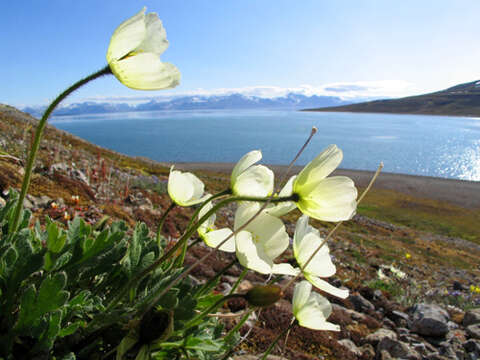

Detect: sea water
[51, 110, 480, 181]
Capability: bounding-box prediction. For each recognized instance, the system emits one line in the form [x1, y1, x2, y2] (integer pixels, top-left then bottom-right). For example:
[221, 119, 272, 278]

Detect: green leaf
[184, 337, 221, 352]
[35, 310, 62, 351]
[116, 332, 138, 360]
[37, 272, 69, 314]
[158, 289, 179, 310]
[58, 320, 86, 337]
[47, 222, 66, 253]
[15, 273, 69, 331]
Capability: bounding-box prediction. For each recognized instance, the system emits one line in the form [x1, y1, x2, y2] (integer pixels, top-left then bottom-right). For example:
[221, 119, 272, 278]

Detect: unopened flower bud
[243, 285, 282, 307]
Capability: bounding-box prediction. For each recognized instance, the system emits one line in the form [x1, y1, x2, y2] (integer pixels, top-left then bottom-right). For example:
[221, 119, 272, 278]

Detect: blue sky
[2, 1, 480, 106]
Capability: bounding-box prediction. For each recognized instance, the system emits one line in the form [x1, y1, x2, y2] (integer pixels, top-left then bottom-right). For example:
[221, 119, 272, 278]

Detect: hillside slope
[304, 80, 480, 117]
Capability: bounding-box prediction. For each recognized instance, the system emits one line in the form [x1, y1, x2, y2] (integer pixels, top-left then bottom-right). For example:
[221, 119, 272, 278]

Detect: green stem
[196, 258, 237, 297]
[223, 308, 254, 342]
[9, 65, 112, 234]
[229, 268, 248, 295]
[175, 189, 231, 267]
[185, 189, 231, 231]
[260, 319, 296, 360]
[105, 194, 295, 311]
[156, 202, 175, 244]
[183, 294, 241, 329]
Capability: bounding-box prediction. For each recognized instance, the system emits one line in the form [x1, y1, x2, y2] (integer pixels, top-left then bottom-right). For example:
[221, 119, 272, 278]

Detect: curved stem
[183, 294, 241, 329]
[260, 319, 296, 360]
[156, 202, 176, 244]
[229, 268, 248, 295]
[9, 65, 112, 234]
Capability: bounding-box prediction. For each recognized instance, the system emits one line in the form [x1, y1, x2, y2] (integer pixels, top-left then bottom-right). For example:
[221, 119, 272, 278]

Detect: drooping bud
[243, 285, 283, 307]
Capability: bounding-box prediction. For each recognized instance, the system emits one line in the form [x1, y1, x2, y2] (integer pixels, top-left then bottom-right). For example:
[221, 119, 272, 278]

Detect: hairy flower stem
[105, 194, 295, 312]
[282, 162, 384, 292]
[156, 202, 176, 244]
[260, 319, 296, 360]
[176, 189, 231, 267]
[229, 268, 248, 295]
[9, 65, 112, 234]
[183, 294, 241, 329]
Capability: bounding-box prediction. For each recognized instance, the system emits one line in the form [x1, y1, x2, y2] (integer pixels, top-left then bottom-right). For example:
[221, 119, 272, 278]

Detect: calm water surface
[51, 110, 480, 181]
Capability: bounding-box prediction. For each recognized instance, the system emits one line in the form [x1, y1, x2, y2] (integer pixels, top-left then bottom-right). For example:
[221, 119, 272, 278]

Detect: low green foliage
[0, 191, 238, 359]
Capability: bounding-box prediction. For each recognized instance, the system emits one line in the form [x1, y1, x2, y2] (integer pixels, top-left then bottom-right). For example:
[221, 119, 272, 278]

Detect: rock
[382, 317, 396, 330]
[364, 328, 397, 347]
[467, 324, 480, 339]
[359, 344, 375, 359]
[23, 197, 33, 209]
[332, 303, 367, 322]
[379, 350, 393, 360]
[463, 309, 480, 327]
[377, 337, 421, 360]
[338, 339, 362, 357]
[350, 293, 375, 313]
[464, 339, 480, 354]
[410, 303, 450, 337]
[453, 281, 467, 291]
[72, 168, 89, 185]
[388, 310, 410, 327]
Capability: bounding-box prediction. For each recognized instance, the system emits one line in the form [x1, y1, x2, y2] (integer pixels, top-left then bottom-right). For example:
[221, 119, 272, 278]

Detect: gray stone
[377, 337, 421, 360]
[464, 339, 480, 354]
[410, 303, 450, 337]
[467, 324, 480, 340]
[389, 310, 410, 327]
[379, 350, 393, 360]
[338, 339, 362, 356]
[464, 309, 480, 327]
[350, 293, 375, 313]
[364, 328, 397, 346]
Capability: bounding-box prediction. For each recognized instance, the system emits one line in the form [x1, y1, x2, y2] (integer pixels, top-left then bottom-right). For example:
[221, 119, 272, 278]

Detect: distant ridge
[303, 80, 480, 117]
[22, 93, 362, 117]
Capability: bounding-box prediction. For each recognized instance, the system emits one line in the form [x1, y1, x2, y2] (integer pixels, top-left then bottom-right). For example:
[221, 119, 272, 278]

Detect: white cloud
[79, 80, 423, 104]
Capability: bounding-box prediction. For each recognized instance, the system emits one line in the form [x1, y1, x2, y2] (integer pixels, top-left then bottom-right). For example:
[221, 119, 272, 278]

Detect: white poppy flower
[292, 280, 339, 331]
[230, 150, 274, 197]
[197, 201, 235, 253]
[293, 215, 349, 299]
[107, 7, 180, 90]
[167, 167, 210, 207]
[292, 145, 358, 222]
[234, 203, 298, 276]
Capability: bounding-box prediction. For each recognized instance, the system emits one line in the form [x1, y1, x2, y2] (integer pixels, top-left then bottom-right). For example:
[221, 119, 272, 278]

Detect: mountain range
[22, 93, 361, 117]
[305, 80, 480, 117]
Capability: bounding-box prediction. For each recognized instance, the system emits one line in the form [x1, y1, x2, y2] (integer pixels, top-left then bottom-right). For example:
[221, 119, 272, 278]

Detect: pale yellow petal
[110, 54, 180, 90]
[235, 230, 272, 274]
[107, 8, 147, 63]
[294, 145, 342, 190]
[297, 176, 357, 222]
[231, 150, 262, 186]
[203, 228, 235, 252]
[305, 274, 349, 299]
[137, 12, 168, 56]
[292, 281, 312, 316]
[232, 165, 274, 197]
[271, 263, 300, 276]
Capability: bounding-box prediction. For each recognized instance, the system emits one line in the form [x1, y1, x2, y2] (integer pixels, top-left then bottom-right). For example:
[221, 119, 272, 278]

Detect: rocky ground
[1, 104, 480, 359]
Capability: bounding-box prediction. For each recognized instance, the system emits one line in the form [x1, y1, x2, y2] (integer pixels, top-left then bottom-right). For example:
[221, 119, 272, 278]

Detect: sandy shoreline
[171, 162, 480, 209]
